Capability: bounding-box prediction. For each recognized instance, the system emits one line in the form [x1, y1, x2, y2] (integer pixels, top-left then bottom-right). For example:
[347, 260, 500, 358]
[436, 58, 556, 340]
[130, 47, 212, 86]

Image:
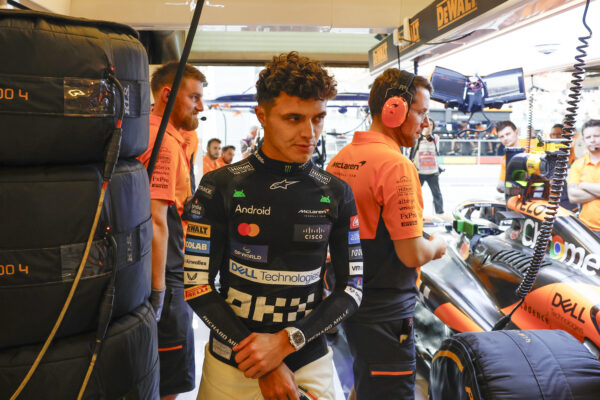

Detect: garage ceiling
[10, 0, 598, 71]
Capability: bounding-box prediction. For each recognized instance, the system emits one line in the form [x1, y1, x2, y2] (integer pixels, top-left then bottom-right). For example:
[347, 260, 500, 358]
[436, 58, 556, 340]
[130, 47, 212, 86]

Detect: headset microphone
[381, 71, 415, 128]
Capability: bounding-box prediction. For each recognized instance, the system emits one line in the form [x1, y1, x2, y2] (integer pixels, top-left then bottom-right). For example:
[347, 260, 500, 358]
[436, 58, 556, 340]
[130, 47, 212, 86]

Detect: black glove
[150, 288, 166, 321]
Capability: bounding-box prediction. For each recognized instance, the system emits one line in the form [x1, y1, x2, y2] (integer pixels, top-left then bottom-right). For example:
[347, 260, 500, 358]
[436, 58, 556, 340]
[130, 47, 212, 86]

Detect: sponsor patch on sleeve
[349, 276, 363, 290]
[197, 183, 215, 199]
[349, 261, 363, 276]
[184, 254, 210, 270]
[348, 230, 360, 245]
[349, 245, 363, 261]
[345, 286, 362, 306]
[187, 222, 211, 238]
[350, 215, 359, 229]
[184, 285, 212, 300]
[185, 238, 210, 254]
[184, 271, 209, 285]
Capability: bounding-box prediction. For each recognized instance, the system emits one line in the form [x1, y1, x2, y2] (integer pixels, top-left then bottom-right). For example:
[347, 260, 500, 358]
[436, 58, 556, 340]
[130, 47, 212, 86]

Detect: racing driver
[182, 51, 363, 400]
[328, 68, 447, 399]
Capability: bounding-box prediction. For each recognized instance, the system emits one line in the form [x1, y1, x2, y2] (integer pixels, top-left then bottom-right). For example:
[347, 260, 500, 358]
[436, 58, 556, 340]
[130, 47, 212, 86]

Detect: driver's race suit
[182, 149, 363, 371]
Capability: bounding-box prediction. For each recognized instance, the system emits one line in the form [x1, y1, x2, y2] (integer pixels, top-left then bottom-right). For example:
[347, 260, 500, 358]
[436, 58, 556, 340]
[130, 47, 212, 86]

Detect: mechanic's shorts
[157, 284, 195, 396]
[344, 316, 415, 400]
[197, 344, 335, 400]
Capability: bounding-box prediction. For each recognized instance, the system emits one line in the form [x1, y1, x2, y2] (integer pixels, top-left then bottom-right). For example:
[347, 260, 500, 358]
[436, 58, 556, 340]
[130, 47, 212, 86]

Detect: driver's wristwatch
[284, 327, 306, 351]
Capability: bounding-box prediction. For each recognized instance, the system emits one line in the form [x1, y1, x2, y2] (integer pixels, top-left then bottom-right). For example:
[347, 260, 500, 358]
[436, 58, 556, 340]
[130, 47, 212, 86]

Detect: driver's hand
[258, 363, 299, 400]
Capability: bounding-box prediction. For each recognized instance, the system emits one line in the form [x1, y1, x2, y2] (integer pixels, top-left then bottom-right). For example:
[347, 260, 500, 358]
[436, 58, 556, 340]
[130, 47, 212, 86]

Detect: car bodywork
[416, 196, 600, 373]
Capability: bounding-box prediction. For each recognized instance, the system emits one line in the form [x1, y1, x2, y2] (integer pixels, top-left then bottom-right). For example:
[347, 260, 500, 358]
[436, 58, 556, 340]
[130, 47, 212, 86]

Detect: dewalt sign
[436, 0, 478, 30]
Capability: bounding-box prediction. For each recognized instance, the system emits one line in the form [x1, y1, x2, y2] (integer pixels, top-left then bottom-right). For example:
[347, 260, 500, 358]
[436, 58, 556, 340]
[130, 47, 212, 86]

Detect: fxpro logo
[229, 260, 321, 286]
[235, 204, 271, 215]
[521, 218, 600, 276]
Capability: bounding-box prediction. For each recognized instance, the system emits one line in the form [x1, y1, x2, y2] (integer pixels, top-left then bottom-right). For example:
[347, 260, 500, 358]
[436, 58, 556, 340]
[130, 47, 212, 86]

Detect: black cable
[146, 0, 206, 181]
[494, 0, 592, 330]
[7, 0, 30, 10]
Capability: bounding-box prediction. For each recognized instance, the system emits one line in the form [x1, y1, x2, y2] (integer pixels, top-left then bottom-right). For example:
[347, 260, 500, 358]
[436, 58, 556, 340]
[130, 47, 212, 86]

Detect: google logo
[550, 235, 565, 259]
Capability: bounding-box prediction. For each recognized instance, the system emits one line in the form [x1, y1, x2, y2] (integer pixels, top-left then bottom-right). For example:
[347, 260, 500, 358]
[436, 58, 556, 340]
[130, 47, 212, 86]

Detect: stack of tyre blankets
[0, 10, 158, 399]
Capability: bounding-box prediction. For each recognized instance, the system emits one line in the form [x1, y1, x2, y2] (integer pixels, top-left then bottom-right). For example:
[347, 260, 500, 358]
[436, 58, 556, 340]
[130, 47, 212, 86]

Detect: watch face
[292, 331, 304, 345]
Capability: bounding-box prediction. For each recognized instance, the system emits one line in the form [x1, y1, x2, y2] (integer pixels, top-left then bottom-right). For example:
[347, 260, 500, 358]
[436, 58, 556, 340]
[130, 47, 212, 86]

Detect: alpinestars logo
[331, 161, 366, 170]
[270, 179, 300, 190]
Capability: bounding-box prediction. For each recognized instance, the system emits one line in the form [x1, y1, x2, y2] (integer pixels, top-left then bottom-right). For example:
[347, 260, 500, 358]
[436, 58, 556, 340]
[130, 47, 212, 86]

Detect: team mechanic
[182, 52, 363, 400]
[328, 68, 447, 399]
[138, 62, 206, 399]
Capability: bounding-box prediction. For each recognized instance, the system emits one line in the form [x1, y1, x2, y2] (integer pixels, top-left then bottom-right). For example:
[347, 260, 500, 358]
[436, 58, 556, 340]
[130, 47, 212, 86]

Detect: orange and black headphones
[381, 70, 415, 128]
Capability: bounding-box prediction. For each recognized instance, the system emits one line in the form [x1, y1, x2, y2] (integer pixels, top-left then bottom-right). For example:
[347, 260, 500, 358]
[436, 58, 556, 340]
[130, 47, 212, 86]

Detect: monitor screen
[430, 66, 468, 105]
[483, 68, 526, 106]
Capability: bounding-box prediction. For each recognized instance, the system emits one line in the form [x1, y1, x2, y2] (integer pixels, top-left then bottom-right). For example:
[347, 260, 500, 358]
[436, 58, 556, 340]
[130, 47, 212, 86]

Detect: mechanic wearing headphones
[182, 52, 362, 400]
[327, 68, 447, 399]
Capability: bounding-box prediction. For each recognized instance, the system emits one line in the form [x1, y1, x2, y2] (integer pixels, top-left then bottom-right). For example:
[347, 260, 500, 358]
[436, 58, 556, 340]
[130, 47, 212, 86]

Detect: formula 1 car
[415, 153, 600, 377]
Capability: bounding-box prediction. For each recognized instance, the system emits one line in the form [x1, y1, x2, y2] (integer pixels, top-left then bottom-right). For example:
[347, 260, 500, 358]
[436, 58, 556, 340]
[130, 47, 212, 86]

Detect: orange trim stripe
[158, 345, 183, 352]
[433, 350, 464, 372]
[370, 370, 414, 376]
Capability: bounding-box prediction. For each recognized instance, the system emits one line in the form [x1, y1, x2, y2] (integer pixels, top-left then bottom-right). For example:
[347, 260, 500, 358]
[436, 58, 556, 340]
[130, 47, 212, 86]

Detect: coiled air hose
[494, 0, 593, 331]
[10, 69, 125, 399]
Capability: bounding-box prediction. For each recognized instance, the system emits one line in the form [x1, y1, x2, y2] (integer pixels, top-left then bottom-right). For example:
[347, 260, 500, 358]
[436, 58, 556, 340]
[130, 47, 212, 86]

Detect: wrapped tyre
[0, 10, 150, 166]
[0, 302, 159, 400]
[0, 160, 152, 349]
[430, 330, 600, 400]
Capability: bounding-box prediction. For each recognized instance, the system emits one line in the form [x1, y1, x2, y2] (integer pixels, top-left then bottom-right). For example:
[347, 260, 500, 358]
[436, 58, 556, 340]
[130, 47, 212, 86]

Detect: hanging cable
[493, 0, 592, 331]
[146, 0, 206, 181]
[527, 77, 535, 150]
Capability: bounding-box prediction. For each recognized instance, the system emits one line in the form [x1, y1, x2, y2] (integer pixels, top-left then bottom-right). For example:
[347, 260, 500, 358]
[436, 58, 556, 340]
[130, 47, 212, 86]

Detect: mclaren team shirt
[327, 131, 424, 321]
[138, 114, 192, 278]
[181, 149, 363, 370]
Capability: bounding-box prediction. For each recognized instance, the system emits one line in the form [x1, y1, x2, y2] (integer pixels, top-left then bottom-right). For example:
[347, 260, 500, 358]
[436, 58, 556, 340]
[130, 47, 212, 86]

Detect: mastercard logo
[549, 235, 565, 259]
[238, 223, 260, 237]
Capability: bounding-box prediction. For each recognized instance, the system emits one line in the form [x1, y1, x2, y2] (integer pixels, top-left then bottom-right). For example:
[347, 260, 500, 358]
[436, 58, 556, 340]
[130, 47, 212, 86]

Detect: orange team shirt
[181, 130, 199, 165]
[568, 152, 600, 231]
[216, 157, 226, 168]
[327, 131, 423, 240]
[203, 154, 220, 175]
[499, 154, 506, 182]
[138, 114, 192, 220]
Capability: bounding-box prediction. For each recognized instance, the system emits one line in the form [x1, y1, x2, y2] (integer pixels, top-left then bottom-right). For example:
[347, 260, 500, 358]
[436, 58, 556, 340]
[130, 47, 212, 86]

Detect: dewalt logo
[187, 222, 211, 238]
[372, 41, 388, 68]
[436, 0, 477, 30]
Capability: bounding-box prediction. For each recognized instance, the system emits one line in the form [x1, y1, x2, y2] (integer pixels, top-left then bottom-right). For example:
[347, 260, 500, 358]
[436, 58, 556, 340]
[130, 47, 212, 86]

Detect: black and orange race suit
[182, 149, 363, 371]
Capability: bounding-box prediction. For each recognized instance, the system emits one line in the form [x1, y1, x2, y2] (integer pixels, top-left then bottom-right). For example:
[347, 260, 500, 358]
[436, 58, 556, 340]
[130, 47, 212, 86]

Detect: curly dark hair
[369, 68, 432, 116]
[255, 52, 337, 106]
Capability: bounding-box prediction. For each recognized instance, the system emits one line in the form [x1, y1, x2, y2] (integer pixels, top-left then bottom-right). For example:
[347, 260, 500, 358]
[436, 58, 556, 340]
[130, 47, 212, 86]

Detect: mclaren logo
[331, 161, 366, 170]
